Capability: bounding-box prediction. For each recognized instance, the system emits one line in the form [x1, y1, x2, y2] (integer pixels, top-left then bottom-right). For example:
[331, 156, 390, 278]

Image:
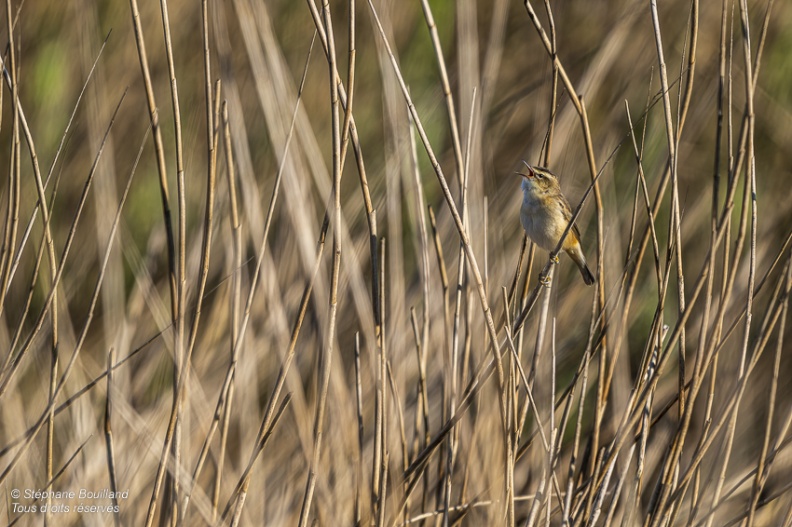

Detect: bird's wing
[559, 196, 581, 242]
[571, 221, 582, 243]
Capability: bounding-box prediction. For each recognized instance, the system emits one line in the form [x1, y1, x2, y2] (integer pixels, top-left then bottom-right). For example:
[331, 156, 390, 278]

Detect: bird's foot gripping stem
[550, 253, 560, 264]
[540, 273, 552, 288]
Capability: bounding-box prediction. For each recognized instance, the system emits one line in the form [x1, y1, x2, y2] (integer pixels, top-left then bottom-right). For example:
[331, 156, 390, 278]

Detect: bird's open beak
[515, 162, 534, 179]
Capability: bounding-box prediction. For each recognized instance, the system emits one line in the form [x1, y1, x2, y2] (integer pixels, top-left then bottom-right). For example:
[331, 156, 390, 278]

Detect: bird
[517, 162, 595, 285]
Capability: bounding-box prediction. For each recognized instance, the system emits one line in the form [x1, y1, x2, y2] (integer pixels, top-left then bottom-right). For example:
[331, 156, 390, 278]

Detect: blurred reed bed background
[0, 0, 791, 525]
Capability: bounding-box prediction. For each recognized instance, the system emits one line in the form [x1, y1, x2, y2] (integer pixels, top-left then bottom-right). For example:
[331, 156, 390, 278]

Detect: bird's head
[516, 162, 559, 194]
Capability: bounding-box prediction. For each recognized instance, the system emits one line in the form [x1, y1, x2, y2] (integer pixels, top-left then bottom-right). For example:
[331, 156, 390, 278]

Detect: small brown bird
[517, 163, 595, 285]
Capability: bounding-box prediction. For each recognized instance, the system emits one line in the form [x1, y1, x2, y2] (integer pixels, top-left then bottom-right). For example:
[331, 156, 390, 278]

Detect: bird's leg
[550, 252, 560, 264]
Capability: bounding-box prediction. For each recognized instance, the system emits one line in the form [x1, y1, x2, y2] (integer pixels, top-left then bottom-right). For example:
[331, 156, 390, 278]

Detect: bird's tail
[568, 248, 596, 285]
[579, 262, 596, 285]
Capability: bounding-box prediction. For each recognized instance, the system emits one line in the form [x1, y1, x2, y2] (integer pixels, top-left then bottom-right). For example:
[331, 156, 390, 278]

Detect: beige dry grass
[0, 0, 791, 525]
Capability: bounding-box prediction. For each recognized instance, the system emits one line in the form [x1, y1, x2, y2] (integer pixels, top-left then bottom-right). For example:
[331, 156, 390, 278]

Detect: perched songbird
[517, 163, 595, 285]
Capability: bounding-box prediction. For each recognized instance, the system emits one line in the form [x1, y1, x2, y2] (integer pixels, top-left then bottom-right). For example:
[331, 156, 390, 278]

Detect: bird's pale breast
[520, 187, 568, 252]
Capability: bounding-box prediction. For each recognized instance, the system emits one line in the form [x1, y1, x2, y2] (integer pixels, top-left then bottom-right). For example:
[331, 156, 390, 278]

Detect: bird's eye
[536, 172, 543, 179]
